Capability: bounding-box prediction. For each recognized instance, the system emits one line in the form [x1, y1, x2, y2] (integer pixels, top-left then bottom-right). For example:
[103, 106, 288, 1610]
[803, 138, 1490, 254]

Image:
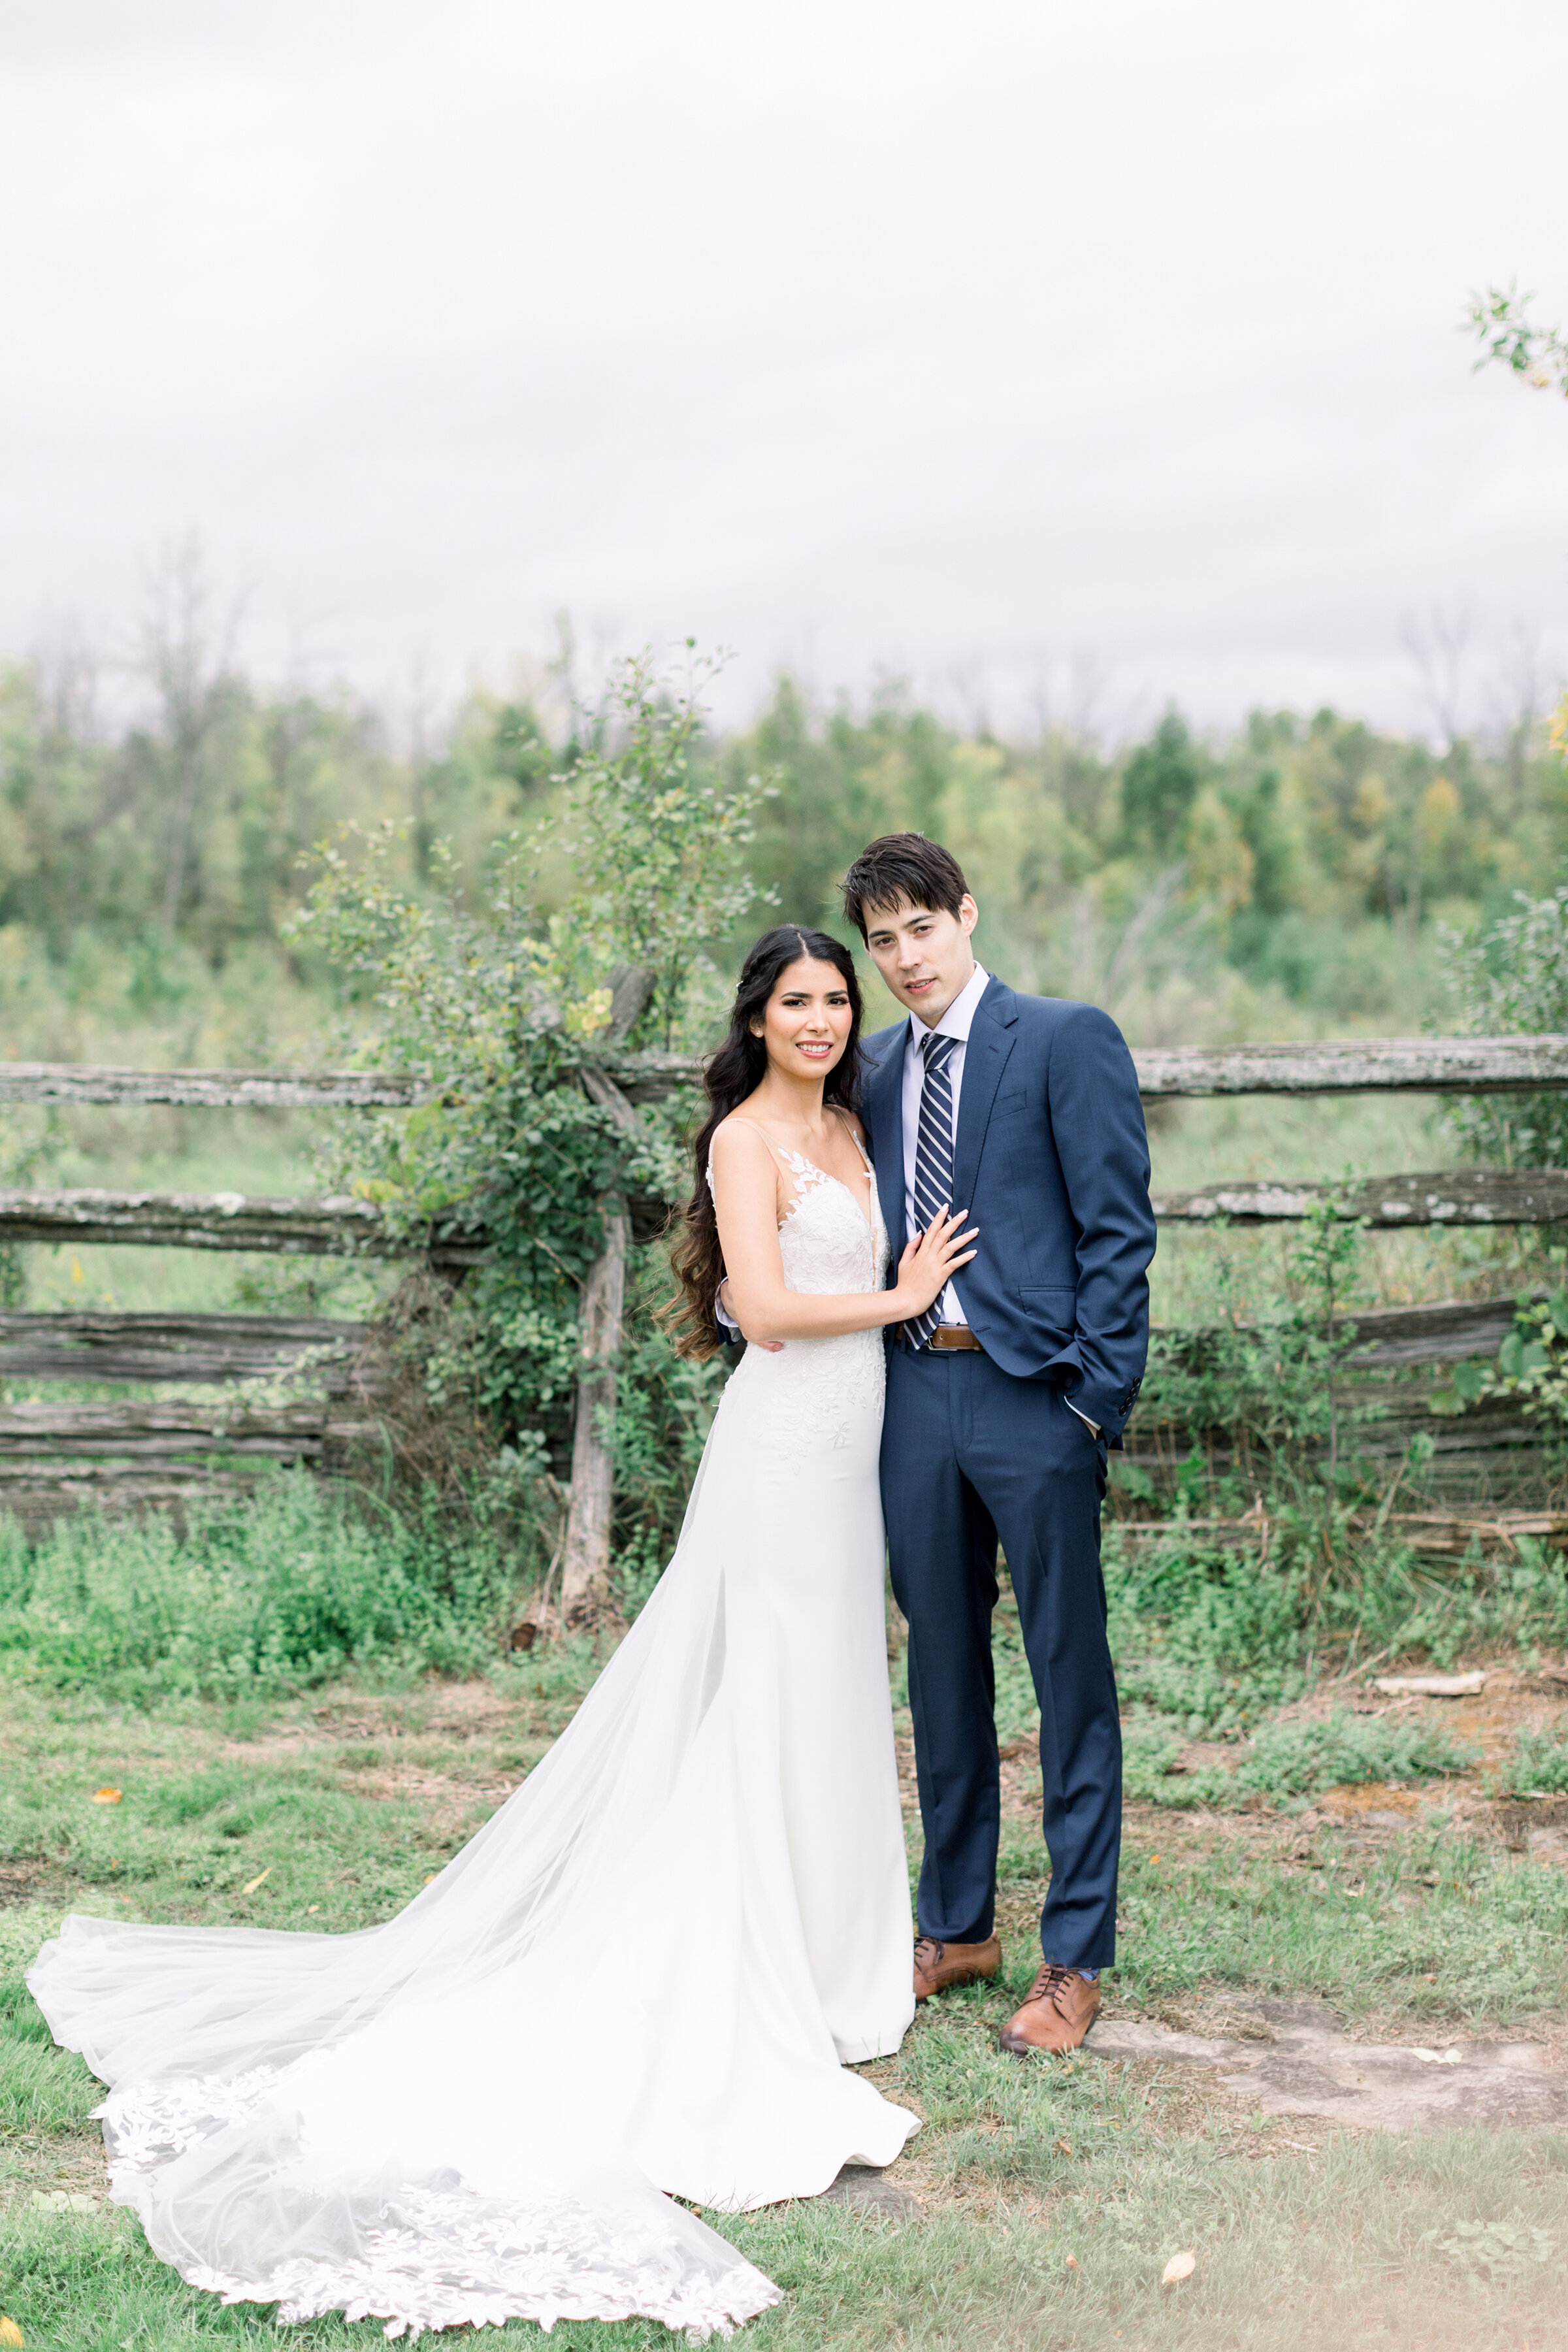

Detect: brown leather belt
[926, 1325, 983, 1352]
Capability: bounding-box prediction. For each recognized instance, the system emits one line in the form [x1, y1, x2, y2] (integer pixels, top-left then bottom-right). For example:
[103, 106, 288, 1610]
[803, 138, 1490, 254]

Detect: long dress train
[29, 1141, 917, 2340]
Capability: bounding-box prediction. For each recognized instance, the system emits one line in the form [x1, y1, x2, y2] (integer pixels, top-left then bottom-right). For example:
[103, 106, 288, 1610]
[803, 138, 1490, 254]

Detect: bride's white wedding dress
[29, 1137, 917, 2342]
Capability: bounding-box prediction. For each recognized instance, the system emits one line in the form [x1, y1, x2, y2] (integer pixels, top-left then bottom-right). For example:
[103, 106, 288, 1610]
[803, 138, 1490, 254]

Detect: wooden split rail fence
[2, 1034, 1568, 1537]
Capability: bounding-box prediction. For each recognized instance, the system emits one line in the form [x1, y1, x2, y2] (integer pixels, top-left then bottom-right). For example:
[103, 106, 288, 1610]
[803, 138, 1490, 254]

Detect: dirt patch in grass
[0, 1862, 46, 1906]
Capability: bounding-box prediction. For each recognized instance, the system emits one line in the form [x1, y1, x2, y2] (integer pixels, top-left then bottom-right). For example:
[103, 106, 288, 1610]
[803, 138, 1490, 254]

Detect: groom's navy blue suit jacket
[860, 977, 1156, 1444]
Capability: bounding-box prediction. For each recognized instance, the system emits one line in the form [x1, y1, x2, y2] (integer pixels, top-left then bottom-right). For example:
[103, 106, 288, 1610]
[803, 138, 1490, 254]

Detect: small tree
[289, 650, 771, 1628]
[1441, 889, 1568, 1169]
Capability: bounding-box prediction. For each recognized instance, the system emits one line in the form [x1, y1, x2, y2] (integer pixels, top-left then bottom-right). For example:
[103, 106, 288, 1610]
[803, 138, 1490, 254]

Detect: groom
[843, 832, 1154, 2055]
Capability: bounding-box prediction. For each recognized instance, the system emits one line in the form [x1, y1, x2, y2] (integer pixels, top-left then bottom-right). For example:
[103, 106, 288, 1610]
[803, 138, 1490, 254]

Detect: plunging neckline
[779, 1152, 877, 1242]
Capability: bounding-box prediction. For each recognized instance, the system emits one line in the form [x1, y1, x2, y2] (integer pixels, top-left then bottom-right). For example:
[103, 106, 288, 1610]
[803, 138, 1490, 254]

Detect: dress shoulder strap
[723, 1115, 785, 1161]
[825, 1105, 875, 1173]
[707, 1117, 797, 1199]
[717, 1117, 829, 1210]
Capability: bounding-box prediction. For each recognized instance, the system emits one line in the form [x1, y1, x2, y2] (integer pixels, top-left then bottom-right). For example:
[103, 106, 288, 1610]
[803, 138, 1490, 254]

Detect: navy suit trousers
[881, 1342, 1121, 1969]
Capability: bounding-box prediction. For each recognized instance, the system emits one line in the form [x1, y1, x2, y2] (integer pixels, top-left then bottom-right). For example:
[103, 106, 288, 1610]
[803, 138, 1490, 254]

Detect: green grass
[7, 1661, 1568, 2350]
[1107, 1824, 1568, 2025]
[0, 1413, 1564, 2347]
[7, 2142, 1568, 2351]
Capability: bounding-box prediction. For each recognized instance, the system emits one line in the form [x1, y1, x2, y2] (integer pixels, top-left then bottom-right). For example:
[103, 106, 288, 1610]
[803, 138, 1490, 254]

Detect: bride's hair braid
[661, 925, 865, 1360]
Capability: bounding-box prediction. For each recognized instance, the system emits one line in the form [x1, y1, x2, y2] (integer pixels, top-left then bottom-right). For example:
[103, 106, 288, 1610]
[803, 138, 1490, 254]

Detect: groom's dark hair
[840, 832, 969, 941]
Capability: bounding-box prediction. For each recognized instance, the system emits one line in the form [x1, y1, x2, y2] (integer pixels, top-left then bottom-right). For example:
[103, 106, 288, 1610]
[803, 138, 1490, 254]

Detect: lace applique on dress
[101, 2070, 776, 2342]
[774, 1147, 831, 1219]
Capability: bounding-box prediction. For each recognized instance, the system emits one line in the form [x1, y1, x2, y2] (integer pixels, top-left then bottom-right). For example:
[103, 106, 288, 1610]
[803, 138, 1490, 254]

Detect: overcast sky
[3, 0, 1567, 742]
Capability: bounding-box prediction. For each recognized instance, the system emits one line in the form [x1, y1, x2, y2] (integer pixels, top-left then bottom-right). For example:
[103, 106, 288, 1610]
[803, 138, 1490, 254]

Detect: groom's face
[861, 897, 979, 1026]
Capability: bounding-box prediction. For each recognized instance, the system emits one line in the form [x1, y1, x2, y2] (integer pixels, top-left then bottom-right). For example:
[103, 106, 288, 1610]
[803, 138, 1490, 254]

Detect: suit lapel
[862, 1028, 909, 1264]
[952, 977, 1018, 1213]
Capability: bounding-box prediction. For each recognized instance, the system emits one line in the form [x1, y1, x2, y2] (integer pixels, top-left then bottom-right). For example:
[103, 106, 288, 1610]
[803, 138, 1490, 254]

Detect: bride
[29, 924, 978, 2342]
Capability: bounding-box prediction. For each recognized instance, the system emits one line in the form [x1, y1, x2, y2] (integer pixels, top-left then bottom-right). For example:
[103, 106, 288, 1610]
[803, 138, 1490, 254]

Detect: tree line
[3, 606, 1565, 1041]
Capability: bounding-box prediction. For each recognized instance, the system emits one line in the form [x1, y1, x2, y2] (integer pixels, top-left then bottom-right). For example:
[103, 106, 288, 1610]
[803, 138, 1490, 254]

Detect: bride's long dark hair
[664, 926, 865, 1360]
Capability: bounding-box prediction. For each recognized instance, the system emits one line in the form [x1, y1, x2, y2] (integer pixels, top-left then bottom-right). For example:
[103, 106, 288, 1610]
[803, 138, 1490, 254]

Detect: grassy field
[7, 1633, 1568, 2352]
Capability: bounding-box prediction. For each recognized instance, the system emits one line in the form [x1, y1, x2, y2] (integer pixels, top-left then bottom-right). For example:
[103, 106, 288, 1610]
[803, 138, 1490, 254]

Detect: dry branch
[0, 1189, 488, 1264]
[1151, 1292, 1534, 1369]
[7, 1033, 1568, 1110]
[1111, 1509, 1568, 1556]
[0, 1311, 372, 1387]
[1132, 1034, 1568, 1096]
[0, 1399, 357, 1460]
[1338, 1294, 1536, 1368]
[0, 1064, 426, 1107]
[559, 1054, 643, 1624]
[1152, 1169, 1568, 1226]
[557, 1201, 630, 1625]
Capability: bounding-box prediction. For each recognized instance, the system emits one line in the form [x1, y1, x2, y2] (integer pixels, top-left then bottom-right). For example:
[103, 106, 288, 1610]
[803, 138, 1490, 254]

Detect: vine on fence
[1429, 1268, 1568, 1462]
[1441, 887, 1568, 1170]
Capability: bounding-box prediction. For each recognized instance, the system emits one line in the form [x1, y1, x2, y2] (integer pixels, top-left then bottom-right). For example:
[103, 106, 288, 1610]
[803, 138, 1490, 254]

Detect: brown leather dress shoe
[913, 1933, 1002, 2002]
[998, 1964, 1101, 2054]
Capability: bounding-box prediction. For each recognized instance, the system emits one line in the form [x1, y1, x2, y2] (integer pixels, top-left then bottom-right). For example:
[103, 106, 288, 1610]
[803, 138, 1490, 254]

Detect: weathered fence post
[557, 1199, 630, 1624]
[557, 968, 653, 1625]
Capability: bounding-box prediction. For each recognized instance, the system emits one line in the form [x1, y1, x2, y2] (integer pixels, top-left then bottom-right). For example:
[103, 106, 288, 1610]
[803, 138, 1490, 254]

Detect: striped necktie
[905, 1029, 959, 1350]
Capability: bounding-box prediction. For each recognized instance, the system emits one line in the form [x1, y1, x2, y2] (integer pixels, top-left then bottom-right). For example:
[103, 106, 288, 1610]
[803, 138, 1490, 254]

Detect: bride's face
[751, 956, 853, 1081]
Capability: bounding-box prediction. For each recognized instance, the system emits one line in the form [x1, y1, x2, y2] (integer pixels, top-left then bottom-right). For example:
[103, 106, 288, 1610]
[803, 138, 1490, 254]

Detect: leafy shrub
[1107, 1529, 1312, 1735]
[292, 655, 764, 1452]
[0, 1473, 526, 1703]
[1490, 1722, 1568, 1798]
[290, 655, 763, 1588]
[1431, 1286, 1568, 1483]
[1441, 887, 1568, 1168]
[1235, 1708, 1471, 1798]
[1123, 1707, 1470, 1809]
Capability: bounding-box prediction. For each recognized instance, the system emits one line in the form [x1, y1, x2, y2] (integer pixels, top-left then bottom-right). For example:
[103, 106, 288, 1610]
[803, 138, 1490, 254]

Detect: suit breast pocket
[992, 1088, 1028, 1119]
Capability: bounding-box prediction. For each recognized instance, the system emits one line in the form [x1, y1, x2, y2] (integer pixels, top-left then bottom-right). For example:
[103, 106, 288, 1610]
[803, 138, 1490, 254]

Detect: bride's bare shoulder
[708, 1113, 776, 1169]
